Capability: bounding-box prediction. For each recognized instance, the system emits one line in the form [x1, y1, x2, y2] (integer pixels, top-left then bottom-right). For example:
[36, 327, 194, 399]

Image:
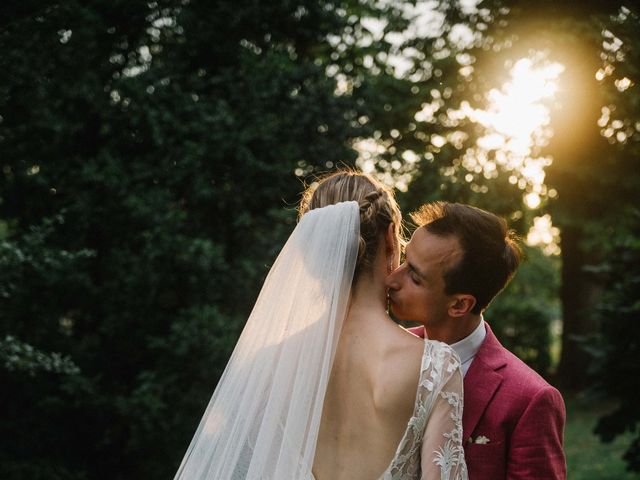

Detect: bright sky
[462, 57, 564, 210]
[352, 4, 564, 254]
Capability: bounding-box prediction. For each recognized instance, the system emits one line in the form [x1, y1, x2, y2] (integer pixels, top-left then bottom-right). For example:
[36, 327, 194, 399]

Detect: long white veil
[174, 201, 360, 479]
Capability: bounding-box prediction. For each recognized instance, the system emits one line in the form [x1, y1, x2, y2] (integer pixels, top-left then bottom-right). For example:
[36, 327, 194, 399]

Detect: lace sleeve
[419, 346, 467, 480]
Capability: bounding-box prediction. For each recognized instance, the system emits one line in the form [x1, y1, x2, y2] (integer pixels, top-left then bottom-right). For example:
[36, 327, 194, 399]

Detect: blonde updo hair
[298, 169, 403, 281]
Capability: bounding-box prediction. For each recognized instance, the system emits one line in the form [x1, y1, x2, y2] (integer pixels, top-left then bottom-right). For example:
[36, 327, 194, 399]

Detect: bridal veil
[174, 201, 360, 479]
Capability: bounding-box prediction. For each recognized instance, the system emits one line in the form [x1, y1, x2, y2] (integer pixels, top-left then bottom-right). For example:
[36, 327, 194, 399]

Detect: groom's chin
[388, 301, 403, 320]
[389, 304, 420, 325]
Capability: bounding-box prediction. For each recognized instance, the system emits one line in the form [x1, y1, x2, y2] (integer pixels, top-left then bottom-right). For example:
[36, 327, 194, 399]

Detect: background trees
[2, 0, 639, 476]
[0, 1, 410, 478]
[387, 0, 640, 469]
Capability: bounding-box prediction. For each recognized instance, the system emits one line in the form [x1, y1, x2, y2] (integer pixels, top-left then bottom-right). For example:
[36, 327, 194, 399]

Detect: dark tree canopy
[0, 1, 413, 478]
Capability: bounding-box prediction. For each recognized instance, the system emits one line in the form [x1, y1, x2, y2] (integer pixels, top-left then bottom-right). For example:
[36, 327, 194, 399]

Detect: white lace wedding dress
[377, 339, 467, 480]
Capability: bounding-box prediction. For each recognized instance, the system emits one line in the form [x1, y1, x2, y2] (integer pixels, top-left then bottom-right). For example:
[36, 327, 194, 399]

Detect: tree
[383, 0, 640, 468]
[588, 5, 640, 471]
[0, 0, 414, 477]
[370, 0, 636, 388]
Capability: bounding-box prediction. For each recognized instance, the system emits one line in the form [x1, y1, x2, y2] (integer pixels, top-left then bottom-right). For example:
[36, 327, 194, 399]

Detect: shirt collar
[450, 317, 486, 365]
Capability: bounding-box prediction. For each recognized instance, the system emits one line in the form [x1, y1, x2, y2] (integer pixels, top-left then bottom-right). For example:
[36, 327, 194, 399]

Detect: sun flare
[354, 55, 565, 254]
[485, 59, 563, 143]
[462, 57, 564, 209]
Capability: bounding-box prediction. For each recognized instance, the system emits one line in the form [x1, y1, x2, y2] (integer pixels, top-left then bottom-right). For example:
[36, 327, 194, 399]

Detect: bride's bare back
[313, 311, 424, 480]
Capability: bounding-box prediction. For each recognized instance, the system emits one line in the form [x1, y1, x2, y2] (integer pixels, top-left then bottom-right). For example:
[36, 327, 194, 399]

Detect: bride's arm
[420, 351, 467, 480]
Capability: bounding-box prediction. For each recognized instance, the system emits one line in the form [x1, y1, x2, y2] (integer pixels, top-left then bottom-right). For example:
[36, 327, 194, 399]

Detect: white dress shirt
[450, 318, 486, 377]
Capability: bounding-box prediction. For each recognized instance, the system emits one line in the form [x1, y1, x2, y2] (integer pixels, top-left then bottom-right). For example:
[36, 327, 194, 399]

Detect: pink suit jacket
[410, 322, 566, 480]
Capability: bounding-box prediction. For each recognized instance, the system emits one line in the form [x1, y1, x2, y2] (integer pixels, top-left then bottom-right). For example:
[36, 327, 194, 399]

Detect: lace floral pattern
[382, 340, 468, 480]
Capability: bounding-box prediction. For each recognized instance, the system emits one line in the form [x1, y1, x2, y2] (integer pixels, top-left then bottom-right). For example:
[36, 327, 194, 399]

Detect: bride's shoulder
[393, 327, 426, 360]
[386, 333, 424, 386]
[392, 328, 459, 365]
[375, 329, 424, 409]
[382, 327, 424, 372]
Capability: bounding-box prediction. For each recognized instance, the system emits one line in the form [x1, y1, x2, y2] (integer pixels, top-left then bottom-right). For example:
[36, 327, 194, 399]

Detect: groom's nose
[385, 265, 402, 291]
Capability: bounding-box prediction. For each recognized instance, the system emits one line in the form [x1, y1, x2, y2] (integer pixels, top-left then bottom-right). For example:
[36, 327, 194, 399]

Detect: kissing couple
[173, 169, 566, 480]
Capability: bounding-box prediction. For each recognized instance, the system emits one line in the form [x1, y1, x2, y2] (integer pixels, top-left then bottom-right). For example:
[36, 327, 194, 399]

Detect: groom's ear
[448, 295, 476, 317]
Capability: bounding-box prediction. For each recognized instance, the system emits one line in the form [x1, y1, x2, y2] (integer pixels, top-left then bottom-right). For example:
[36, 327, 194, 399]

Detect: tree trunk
[545, 33, 607, 391]
[555, 225, 602, 390]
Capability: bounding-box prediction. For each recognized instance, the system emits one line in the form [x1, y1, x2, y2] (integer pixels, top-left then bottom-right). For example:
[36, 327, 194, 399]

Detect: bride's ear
[385, 223, 399, 271]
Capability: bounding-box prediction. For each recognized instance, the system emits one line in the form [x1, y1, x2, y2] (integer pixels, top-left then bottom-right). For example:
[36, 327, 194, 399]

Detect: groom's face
[385, 228, 463, 328]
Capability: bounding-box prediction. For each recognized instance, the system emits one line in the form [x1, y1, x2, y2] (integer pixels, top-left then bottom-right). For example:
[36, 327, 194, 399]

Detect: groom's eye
[408, 267, 421, 285]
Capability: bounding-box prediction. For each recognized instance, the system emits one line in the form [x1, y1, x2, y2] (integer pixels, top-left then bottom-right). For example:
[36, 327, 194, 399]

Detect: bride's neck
[346, 269, 389, 324]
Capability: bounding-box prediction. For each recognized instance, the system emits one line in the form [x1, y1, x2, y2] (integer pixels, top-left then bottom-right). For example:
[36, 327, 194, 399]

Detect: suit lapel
[462, 357, 502, 439]
[462, 322, 506, 440]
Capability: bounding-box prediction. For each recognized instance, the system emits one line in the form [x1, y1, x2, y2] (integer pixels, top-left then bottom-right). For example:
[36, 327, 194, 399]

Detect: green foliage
[565, 395, 640, 479]
[581, 5, 640, 471]
[358, 0, 639, 466]
[592, 213, 640, 472]
[0, 0, 424, 478]
[0, 335, 80, 375]
[487, 246, 560, 376]
[3, 0, 635, 475]
[411, 0, 640, 469]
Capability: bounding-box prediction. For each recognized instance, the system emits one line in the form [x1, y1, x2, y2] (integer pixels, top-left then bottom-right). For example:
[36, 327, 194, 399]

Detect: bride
[173, 170, 467, 479]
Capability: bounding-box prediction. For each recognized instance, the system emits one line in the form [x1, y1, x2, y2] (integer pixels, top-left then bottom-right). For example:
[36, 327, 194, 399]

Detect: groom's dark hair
[411, 202, 522, 314]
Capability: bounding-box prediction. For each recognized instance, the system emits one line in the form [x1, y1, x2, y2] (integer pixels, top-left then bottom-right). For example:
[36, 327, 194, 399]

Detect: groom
[386, 202, 566, 479]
